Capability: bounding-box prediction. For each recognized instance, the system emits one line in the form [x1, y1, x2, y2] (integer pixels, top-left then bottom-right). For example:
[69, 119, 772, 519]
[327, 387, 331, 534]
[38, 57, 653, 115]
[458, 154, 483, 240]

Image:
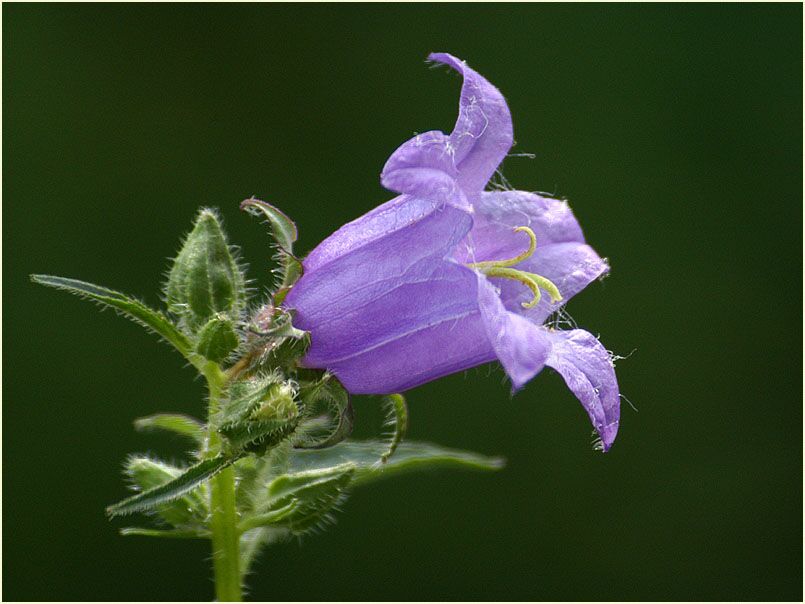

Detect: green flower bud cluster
[217, 376, 301, 454]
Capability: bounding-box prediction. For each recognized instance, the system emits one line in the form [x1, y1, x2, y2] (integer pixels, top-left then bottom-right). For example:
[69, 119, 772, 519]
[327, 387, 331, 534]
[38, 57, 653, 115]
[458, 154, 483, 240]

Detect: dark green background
[5, 3, 802, 601]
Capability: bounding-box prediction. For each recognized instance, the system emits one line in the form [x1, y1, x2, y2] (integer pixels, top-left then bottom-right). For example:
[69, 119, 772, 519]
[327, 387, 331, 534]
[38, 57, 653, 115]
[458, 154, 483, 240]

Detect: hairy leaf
[124, 456, 209, 527]
[30, 274, 195, 363]
[288, 440, 505, 486]
[240, 464, 355, 534]
[120, 527, 210, 539]
[133, 414, 205, 446]
[109, 455, 232, 517]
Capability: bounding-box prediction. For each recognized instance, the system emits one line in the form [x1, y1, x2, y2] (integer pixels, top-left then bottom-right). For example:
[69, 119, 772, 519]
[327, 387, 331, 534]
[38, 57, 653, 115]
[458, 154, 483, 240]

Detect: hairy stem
[204, 362, 243, 602]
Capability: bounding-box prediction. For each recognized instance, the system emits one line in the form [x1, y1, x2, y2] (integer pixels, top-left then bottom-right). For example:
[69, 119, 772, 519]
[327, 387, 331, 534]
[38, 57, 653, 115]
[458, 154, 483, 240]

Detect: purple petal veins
[284, 52, 621, 450]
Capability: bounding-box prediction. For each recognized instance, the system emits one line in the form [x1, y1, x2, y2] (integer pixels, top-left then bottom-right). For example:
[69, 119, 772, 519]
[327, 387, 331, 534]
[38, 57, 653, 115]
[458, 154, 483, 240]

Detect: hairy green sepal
[294, 375, 353, 449]
[240, 197, 302, 303]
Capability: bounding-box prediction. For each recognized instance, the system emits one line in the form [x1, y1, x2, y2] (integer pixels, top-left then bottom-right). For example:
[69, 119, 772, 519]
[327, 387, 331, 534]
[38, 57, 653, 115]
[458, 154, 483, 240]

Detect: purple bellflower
[284, 53, 620, 451]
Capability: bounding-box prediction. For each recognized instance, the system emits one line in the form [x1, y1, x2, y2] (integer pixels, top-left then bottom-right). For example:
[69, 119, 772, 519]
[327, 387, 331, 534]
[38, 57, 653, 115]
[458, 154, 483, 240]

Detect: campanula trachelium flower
[285, 53, 620, 451]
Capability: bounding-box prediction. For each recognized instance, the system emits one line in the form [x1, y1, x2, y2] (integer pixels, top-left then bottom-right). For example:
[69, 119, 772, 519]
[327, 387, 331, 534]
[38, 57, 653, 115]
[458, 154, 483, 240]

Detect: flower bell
[465, 226, 563, 309]
[283, 53, 620, 451]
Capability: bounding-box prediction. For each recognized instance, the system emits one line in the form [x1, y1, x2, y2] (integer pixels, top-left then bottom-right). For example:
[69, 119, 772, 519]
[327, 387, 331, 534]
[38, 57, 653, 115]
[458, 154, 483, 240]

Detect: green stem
[210, 466, 241, 601]
[204, 362, 243, 602]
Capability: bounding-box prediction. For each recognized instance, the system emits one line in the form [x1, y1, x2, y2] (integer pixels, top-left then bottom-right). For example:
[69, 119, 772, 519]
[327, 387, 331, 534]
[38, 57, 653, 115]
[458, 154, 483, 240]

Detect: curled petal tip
[427, 52, 463, 67]
[545, 330, 621, 452]
[383, 51, 513, 199]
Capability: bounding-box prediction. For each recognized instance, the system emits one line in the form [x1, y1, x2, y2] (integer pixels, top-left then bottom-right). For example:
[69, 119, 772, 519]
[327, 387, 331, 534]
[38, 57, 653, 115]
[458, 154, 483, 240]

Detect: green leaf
[240, 197, 302, 294]
[133, 413, 205, 446]
[30, 274, 195, 363]
[165, 208, 246, 330]
[267, 463, 354, 502]
[196, 314, 240, 362]
[239, 527, 272, 576]
[108, 455, 233, 517]
[120, 527, 210, 539]
[239, 527, 289, 579]
[123, 456, 209, 527]
[288, 441, 505, 487]
[239, 464, 355, 534]
[234, 442, 502, 569]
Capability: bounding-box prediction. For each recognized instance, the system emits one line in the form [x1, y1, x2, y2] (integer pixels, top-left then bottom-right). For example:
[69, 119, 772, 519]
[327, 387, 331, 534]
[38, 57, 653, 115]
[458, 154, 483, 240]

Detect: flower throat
[466, 226, 563, 309]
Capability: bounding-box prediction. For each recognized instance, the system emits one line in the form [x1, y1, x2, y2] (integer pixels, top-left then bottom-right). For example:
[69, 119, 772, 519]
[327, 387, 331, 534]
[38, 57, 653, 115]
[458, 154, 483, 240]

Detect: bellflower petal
[321, 300, 494, 395]
[496, 242, 609, 324]
[378, 131, 465, 207]
[476, 274, 549, 390]
[286, 200, 472, 323]
[453, 189, 608, 323]
[381, 52, 513, 200]
[455, 190, 586, 264]
[297, 260, 481, 384]
[544, 329, 620, 451]
[286, 202, 486, 393]
[303, 195, 447, 273]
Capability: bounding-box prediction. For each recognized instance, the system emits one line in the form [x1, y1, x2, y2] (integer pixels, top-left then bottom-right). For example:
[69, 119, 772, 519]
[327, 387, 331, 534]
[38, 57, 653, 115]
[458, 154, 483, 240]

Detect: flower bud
[166, 209, 245, 331]
[218, 377, 299, 454]
[195, 315, 239, 363]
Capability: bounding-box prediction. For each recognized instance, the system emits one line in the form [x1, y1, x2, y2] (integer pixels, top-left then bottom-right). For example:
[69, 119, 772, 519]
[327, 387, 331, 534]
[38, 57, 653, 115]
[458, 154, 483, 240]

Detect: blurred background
[4, 4, 802, 601]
